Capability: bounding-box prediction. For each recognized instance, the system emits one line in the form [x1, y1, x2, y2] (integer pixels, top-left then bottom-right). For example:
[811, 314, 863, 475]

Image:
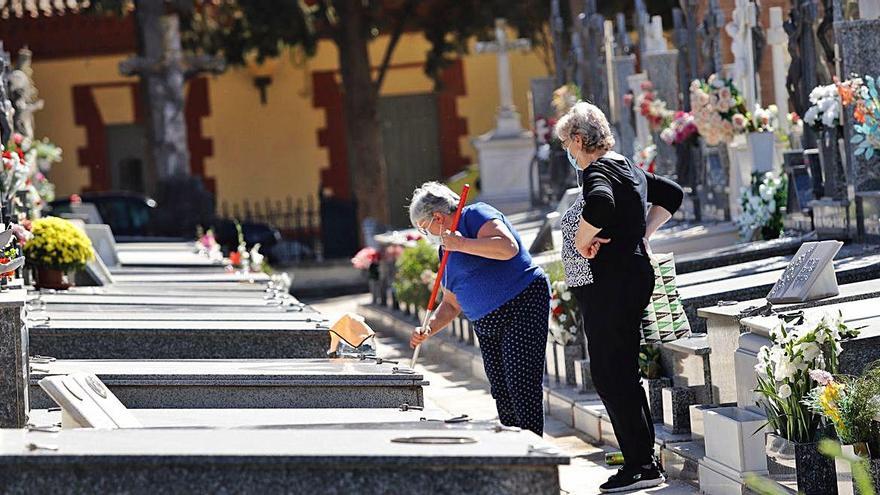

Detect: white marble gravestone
[473, 18, 535, 214]
[765, 240, 842, 304]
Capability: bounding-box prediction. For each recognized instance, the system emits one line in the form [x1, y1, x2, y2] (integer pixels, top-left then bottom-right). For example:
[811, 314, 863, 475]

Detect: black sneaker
[599, 463, 666, 493]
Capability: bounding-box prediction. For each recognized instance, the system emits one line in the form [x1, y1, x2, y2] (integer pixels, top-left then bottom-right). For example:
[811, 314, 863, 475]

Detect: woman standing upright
[555, 102, 683, 493]
[407, 182, 550, 436]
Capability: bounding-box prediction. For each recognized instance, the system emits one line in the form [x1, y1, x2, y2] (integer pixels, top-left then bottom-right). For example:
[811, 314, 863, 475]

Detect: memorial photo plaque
[766, 241, 843, 304]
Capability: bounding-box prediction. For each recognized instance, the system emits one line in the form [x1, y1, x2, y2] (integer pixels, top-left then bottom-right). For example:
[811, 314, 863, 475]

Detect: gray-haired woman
[407, 182, 550, 436]
[555, 102, 683, 493]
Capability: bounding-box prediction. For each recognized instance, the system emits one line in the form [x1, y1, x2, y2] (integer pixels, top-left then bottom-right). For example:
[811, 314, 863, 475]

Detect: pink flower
[351, 247, 379, 270]
[809, 369, 834, 385]
[12, 133, 23, 145]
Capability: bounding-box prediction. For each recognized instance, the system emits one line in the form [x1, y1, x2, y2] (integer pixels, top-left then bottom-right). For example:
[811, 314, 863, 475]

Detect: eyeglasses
[417, 217, 435, 237]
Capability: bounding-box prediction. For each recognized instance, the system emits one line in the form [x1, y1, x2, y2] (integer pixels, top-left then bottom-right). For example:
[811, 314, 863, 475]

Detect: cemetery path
[310, 294, 699, 495]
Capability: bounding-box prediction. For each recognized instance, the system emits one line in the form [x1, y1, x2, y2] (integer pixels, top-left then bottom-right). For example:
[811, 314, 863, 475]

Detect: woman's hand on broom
[410, 325, 432, 348]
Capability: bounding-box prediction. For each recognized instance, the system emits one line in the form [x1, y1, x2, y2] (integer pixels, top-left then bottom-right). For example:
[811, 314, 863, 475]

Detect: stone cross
[785, 0, 826, 149]
[579, 0, 609, 116]
[673, 9, 692, 111]
[767, 7, 791, 135]
[613, 14, 637, 159]
[8, 48, 43, 142]
[701, 0, 726, 78]
[726, 0, 760, 109]
[571, 30, 585, 91]
[119, 1, 224, 182]
[681, 0, 701, 89]
[604, 20, 617, 122]
[551, 0, 566, 87]
[633, 0, 650, 57]
[475, 18, 532, 137]
[0, 43, 14, 146]
[615, 13, 632, 56]
[644, 16, 668, 53]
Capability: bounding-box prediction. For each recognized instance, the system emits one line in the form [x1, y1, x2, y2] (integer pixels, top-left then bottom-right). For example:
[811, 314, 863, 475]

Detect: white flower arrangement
[804, 83, 844, 129]
[736, 171, 787, 241]
[754, 311, 858, 443]
[549, 279, 580, 346]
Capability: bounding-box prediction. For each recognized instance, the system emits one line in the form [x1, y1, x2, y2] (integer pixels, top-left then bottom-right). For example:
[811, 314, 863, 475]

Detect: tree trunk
[333, 0, 390, 227]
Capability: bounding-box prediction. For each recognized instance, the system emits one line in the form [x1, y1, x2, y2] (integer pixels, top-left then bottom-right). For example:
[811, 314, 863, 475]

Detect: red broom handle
[426, 184, 470, 311]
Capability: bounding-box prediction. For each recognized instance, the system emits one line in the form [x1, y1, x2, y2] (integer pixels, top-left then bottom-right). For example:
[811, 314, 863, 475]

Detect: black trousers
[571, 254, 656, 467]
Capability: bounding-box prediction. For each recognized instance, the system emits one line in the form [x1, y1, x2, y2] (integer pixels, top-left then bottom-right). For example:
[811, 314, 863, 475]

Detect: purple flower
[809, 369, 833, 385]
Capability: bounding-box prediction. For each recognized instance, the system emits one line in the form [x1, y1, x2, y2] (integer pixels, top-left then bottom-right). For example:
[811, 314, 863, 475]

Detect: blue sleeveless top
[441, 202, 545, 320]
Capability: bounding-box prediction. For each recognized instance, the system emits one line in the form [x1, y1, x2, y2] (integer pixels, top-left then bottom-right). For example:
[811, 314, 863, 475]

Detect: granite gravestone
[0, 288, 27, 428]
[766, 240, 842, 304]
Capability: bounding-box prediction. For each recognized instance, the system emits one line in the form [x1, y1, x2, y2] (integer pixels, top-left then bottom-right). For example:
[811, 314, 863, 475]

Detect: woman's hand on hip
[410, 326, 432, 348]
[584, 238, 610, 259]
[441, 229, 467, 252]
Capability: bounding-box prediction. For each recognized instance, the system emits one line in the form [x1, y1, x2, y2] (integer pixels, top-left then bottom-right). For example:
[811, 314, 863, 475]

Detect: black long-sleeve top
[580, 153, 684, 261]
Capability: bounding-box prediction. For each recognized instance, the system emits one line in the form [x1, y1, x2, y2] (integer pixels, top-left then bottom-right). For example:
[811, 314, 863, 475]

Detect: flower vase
[766, 433, 838, 495]
[835, 442, 871, 495]
[563, 342, 583, 386]
[641, 377, 672, 424]
[35, 266, 70, 290]
[748, 131, 776, 173]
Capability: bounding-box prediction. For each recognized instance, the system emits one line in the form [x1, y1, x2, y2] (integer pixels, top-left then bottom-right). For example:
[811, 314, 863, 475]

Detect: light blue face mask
[566, 143, 581, 172]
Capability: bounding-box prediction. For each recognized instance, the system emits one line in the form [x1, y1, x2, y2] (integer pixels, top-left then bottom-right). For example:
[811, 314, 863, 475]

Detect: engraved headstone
[39, 373, 142, 429]
[766, 240, 843, 304]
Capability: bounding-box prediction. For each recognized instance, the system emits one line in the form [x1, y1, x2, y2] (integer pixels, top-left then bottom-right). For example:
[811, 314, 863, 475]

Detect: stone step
[29, 359, 426, 409]
[661, 440, 704, 487]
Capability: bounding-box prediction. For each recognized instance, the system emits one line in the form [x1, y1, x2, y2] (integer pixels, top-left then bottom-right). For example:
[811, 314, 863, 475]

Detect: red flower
[70, 194, 82, 205]
[552, 305, 563, 316]
[229, 252, 242, 266]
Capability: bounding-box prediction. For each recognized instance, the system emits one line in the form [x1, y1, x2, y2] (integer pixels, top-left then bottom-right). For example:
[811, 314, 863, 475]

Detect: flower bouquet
[636, 81, 674, 133]
[351, 246, 381, 281]
[549, 280, 580, 346]
[660, 111, 699, 145]
[737, 171, 787, 241]
[802, 77, 863, 130]
[633, 142, 657, 173]
[690, 75, 747, 146]
[754, 311, 859, 443]
[804, 368, 880, 446]
[24, 216, 95, 289]
[850, 75, 880, 159]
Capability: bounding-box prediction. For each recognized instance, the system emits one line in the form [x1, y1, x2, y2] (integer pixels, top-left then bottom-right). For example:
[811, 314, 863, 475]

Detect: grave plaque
[766, 240, 842, 304]
[783, 150, 814, 211]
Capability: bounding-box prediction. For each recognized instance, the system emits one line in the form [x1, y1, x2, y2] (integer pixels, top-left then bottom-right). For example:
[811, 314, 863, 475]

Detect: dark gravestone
[766, 240, 842, 304]
[698, 144, 731, 221]
[783, 150, 814, 212]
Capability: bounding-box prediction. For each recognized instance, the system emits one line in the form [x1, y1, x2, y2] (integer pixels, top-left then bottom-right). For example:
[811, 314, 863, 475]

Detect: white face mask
[419, 217, 442, 245]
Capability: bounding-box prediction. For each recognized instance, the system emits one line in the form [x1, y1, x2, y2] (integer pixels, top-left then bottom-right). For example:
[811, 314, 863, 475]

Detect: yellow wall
[30, 30, 552, 208]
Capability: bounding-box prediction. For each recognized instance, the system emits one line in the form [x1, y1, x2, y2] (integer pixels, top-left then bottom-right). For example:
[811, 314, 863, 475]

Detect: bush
[393, 240, 439, 309]
[24, 217, 95, 271]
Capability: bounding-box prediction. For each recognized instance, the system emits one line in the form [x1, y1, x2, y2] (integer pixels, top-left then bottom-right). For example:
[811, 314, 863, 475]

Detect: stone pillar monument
[726, 0, 760, 109]
[767, 7, 791, 135]
[473, 18, 535, 214]
[613, 13, 637, 159]
[0, 288, 28, 428]
[642, 16, 680, 177]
